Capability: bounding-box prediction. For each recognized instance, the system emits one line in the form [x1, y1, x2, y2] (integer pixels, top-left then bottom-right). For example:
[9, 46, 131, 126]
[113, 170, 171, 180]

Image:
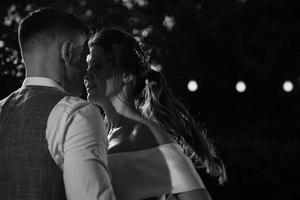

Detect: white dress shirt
[22, 77, 115, 200]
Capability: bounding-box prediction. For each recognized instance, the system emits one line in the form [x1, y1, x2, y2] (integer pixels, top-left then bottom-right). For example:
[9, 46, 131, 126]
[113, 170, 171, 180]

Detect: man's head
[18, 7, 89, 96]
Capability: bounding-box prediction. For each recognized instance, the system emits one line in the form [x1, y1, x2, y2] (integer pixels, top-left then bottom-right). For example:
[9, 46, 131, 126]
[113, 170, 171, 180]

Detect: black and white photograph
[0, 0, 299, 199]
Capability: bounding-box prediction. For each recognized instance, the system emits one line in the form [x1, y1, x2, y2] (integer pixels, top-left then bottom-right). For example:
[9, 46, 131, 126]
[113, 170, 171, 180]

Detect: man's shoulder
[0, 89, 22, 116]
[0, 96, 8, 112]
[0, 89, 21, 107]
[55, 96, 100, 116]
[59, 95, 92, 107]
[0, 96, 8, 106]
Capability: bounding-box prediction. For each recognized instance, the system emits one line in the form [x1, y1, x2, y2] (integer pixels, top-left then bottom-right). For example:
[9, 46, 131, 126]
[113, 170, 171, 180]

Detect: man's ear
[61, 41, 73, 66]
[122, 73, 135, 84]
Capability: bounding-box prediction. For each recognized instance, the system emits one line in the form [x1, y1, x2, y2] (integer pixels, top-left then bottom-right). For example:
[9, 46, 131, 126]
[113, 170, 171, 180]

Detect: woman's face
[85, 45, 122, 104]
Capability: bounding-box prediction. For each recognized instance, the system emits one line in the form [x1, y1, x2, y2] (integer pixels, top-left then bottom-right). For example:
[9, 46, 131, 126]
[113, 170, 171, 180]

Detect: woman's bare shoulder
[108, 120, 175, 154]
[130, 120, 175, 149]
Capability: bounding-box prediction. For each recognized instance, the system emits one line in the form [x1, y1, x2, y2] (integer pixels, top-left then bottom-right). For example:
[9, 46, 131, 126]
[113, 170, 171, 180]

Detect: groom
[0, 8, 115, 200]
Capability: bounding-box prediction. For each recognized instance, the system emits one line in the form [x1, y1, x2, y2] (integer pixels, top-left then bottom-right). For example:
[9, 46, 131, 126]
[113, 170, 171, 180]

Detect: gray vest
[0, 86, 68, 200]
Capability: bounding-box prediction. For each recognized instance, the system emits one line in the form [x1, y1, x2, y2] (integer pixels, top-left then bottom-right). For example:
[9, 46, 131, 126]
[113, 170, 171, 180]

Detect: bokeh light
[236, 80, 246, 93]
[135, 0, 148, 7]
[187, 80, 198, 92]
[86, 9, 92, 16]
[0, 41, 4, 48]
[283, 80, 293, 92]
[163, 15, 175, 31]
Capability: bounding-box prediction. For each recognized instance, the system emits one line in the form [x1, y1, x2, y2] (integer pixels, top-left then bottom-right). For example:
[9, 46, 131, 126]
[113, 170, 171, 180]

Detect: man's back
[0, 86, 67, 200]
[1, 7, 116, 199]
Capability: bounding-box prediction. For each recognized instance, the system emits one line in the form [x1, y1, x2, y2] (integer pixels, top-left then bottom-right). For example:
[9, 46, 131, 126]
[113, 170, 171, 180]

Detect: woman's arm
[173, 188, 212, 200]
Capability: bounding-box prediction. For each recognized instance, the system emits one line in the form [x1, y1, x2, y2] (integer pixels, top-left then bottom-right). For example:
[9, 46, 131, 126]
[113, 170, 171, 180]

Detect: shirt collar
[22, 77, 65, 92]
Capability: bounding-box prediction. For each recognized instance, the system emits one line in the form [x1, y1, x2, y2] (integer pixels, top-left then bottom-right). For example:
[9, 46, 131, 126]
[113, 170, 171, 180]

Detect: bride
[84, 28, 227, 200]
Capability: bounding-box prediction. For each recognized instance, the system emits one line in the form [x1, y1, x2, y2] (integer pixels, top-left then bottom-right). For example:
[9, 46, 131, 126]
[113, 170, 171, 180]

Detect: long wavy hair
[89, 28, 227, 184]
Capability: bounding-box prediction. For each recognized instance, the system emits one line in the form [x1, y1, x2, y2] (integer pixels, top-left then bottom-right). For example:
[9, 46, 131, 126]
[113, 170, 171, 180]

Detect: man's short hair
[18, 7, 88, 52]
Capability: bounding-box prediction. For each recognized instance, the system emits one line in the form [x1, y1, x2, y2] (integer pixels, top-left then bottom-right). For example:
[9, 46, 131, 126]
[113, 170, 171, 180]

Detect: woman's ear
[61, 41, 73, 66]
[122, 73, 135, 84]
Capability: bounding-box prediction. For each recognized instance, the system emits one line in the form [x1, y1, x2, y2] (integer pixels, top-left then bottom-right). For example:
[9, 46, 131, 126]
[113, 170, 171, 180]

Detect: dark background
[1, 0, 300, 199]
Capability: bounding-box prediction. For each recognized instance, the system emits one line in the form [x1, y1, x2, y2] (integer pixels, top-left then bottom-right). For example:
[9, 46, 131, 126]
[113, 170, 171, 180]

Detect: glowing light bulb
[236, 81, 246, 93]
[187, 80, 198, 92]
[283, 80, 293, 92]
